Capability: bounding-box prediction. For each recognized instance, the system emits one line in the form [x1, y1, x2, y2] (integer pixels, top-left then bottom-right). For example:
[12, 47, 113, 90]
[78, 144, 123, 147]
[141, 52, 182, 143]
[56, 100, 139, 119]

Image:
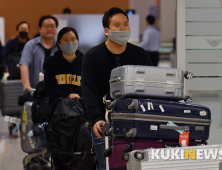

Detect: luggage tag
[140, 104, 146, 112]
[4, 116, 21, 132]
[179, 131, 189, 146]
[148, 102, 150, 110]
[167, 121, 189, 146]
[4, 116, 21, 125]
[159, 105, 164, 112]
[147, 102, 154, 110]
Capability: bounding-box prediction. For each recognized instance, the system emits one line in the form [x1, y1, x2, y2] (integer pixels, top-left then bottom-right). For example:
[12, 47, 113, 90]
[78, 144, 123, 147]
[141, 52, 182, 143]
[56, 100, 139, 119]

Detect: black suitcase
[105, 98, 211, 141]
[7, 52, 21, 80]
[0, 80, 23, 116]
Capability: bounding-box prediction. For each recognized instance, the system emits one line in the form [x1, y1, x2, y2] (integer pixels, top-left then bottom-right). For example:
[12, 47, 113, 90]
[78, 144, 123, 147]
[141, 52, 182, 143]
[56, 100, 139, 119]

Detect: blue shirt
[138, 26, 160, 52]
[19, 36, 58, 88]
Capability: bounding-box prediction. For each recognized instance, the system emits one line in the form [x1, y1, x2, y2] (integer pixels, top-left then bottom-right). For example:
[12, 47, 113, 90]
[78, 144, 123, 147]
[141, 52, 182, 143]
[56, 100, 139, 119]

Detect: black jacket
[81, 42, 153, 126]
[2, 36, 30, 70]
[44, 50, 83, 104]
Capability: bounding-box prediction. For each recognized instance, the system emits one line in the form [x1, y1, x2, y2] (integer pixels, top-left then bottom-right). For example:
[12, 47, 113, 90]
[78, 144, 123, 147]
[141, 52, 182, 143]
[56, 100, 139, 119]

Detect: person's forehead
[62, 31, 76, 38]
[43, 18, 56, 25]
[18, 23, 29, 29]
[110, 13, 128, 22]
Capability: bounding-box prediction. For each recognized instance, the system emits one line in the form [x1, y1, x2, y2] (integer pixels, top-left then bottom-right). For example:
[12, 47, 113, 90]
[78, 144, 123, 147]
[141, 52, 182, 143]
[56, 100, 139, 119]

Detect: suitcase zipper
[110, 79, 184, 86]
[111, 113, 211, 126]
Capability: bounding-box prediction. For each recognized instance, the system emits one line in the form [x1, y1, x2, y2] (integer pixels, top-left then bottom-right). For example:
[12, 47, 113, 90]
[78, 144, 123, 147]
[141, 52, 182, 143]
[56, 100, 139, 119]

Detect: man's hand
[68, 93, 80, 100]
[93, 120, 105, 138]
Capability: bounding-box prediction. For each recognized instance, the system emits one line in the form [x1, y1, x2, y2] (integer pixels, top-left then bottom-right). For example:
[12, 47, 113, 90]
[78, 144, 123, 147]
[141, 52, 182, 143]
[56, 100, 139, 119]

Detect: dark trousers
[52, 157, 68, 170]
[147, 51, 159, 66]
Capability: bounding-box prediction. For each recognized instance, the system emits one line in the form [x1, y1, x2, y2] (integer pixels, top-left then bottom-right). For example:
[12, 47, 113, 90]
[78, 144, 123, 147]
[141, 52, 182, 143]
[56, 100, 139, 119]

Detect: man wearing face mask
[2, 21, 30, 72]
[81, 7, 153, 170]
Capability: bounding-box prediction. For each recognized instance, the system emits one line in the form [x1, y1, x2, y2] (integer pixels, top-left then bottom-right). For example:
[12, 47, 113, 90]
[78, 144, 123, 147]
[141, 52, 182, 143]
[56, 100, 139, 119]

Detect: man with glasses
[19, 15, 58, 170]
[20, 15, 58, 90]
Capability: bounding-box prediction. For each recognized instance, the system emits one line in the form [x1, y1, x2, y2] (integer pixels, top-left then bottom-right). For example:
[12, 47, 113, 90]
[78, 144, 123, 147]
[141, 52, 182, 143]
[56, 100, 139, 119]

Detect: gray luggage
[21, 101, 47, 153]
[0, 80, 23, 116]
[21, 101, 49, 170]
[109, 65, 193, 102]
[126, 144, 222, 170]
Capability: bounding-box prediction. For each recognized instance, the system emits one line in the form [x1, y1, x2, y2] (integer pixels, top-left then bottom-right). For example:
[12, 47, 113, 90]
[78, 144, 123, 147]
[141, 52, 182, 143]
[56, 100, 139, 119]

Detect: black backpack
[18, 81, 49, 123]
[44, 97, 96, 169]
[7, 52, 22, 80]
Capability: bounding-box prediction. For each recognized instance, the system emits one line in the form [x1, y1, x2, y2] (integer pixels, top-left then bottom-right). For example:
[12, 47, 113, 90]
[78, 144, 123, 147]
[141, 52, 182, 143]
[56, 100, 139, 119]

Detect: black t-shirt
[81, 42, 153, 126]
[16, 42, 26, 53]
[43, 47, 52, 61]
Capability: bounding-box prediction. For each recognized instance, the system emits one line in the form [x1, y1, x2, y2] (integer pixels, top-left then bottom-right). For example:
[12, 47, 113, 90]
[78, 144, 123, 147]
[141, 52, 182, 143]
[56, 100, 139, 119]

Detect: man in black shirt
[2, 21, 30, 71]
[81, 7, 152, 170]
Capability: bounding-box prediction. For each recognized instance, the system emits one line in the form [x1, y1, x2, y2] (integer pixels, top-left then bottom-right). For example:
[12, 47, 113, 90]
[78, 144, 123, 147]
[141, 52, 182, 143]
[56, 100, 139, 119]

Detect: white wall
[129, 0, 177, 41]
[0, 17, 5, 45]
[160, 0, 177, 41]
[129, 0, 156, 36]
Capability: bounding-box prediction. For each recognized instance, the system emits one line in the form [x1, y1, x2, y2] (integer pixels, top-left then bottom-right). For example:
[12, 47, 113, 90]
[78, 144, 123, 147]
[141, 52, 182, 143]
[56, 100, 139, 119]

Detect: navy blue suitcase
[106, 98, 211, 141]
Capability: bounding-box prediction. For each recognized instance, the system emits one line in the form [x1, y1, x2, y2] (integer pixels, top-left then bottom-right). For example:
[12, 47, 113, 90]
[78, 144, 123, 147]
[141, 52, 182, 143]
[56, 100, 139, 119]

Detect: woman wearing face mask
[44, 27, 83, 169]
[44, 26, 82, 111]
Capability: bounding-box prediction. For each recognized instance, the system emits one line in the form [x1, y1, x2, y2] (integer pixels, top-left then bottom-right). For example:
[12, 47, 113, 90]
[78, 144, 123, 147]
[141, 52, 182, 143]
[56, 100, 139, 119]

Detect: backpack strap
[49, 97, 63, 116]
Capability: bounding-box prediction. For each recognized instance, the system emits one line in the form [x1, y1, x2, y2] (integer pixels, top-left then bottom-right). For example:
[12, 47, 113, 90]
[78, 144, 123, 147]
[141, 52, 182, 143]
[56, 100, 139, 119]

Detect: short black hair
[16, 21, 30, 31]
[57, 27, 79, 48]
[38, 15, 58, 28]
[146, 15, 156, 25]
[102, 7, 129, 28]
[63, 8, 71, 14]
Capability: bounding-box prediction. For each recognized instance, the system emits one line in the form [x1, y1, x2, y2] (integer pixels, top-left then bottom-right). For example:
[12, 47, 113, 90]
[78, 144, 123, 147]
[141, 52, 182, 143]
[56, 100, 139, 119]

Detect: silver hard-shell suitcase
[0, 80, 23, 116]
[109, 65, 193, 102]
[126, 144, 222, 170]
[21, 101, 47, 153]
[21, 101, 49, 169]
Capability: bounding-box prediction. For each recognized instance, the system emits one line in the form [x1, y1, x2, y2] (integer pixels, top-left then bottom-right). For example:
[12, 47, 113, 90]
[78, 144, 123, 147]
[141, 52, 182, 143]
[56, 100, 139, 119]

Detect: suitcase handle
[160, 124, 190, 131]
[136, 70, 145, 74]
[135, 88, 145, 93]
[166, 72, 175, 76]
[165, 90, 175, 94]
[109, 77, 121, 83]
[163, 143, 183, 148]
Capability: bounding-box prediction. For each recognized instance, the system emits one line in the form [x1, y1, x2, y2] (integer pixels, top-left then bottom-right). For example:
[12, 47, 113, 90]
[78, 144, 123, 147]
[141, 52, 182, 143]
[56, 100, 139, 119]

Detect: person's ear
[39, 27, 42, 33]
[16, 30, 19, 36]
[104, 27, 109, 36]
[57, 42, 60, 47]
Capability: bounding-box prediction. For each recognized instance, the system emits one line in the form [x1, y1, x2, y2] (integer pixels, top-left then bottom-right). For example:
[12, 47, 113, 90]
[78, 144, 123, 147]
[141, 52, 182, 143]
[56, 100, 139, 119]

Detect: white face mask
[106, 28, 131, 45]
[59, 42, 78, 55]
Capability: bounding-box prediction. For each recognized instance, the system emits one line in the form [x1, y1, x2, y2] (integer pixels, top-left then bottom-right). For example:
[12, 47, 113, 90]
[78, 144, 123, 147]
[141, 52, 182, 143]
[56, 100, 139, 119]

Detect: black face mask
[19, 31, 28, 39]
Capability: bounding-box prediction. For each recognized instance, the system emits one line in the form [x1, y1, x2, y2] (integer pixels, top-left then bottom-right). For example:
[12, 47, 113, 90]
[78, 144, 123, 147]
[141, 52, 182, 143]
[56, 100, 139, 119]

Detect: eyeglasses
[43, 25, 56, 29]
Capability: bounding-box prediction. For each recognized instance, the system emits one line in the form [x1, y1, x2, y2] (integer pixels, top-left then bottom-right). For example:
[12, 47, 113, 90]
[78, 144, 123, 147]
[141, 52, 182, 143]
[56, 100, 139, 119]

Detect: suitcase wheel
[23, 156, 30, 170]
[101, 123, 112, 136]
[104, 128, 112, 136]
[134, 151, 144, 160]
[124, 128, 137, 138]
[103, 146, 113, 157]
[127, 100, 139, 110]
[114, 92, 121, 97]
[184, 71, 193, 80]
[184, 96, 193, 104]
[121, 153, 129, 161]
[123, 143, 135, 153]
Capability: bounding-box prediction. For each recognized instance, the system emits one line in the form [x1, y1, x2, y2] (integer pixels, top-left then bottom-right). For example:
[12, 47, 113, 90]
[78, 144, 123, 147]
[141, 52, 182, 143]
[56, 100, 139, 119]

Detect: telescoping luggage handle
[160, 124, 189, 131]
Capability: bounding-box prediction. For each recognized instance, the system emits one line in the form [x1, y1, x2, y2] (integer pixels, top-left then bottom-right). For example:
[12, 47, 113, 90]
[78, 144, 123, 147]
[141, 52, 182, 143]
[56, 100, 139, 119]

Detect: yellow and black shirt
[44, 49, 83, 104]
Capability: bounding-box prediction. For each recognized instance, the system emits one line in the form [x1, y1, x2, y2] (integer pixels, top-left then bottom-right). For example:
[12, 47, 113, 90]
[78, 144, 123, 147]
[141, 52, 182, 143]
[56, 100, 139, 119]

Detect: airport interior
[0, 0, 222, 169]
